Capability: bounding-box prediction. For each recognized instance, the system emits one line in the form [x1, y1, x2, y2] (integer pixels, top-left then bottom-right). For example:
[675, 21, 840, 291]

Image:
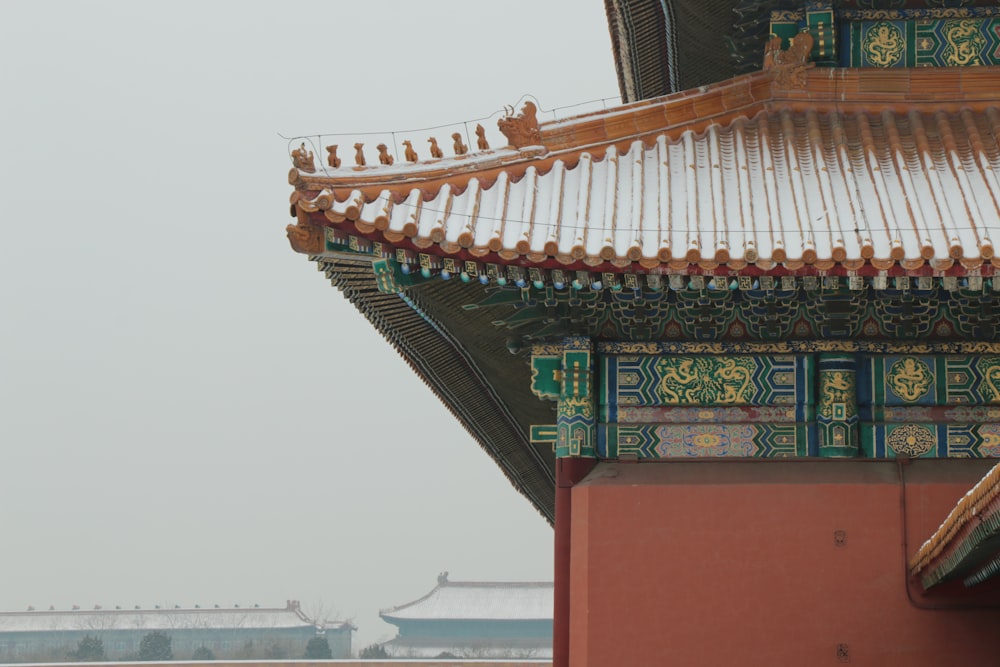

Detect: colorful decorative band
[601, 355, 813, 410]
[860, 405, 1000, 423]
[860, 356, 1000, 407]
[600, 405, 809, 424]
[861, 423, 1000, 459]
[598, 423, 813, 458]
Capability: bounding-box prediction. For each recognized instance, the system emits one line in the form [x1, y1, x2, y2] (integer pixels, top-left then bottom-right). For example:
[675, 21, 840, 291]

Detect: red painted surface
[553, 458, 596, 667]
[568, 459, 1000, 667]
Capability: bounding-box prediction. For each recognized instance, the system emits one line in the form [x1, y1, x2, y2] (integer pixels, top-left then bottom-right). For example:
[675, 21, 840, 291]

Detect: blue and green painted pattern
[860, 356, 1000, 406]
[599, 423, 812, 458]
[533, 342, 1000, 461]
[862, 423, 1000, 458]
[769, 5, 1000, 69]
[556, 337, 596, 457]
[847, 18, 1000, 68]
[601, 355, 813, 417]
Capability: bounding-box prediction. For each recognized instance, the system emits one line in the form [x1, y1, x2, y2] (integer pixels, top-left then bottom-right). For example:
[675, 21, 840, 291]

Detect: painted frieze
[817, 353, 859, 457]
[557, 337, 596, 458]
[599, 423, 812, 459]
[601, 355, 813, 416]
[860, 356, 1000, 406]
[862, 423, 1000, 458]
[770, 5, 1000, 69]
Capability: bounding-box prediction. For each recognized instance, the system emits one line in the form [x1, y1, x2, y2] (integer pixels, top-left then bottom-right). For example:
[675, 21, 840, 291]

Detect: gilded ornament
[819, 371, 856, 420]
[888, 424, 935, 457]
[942, 19, 985, 66]
[655, 357, 754, 405]
[887, 358, 933, 402]
[863, 21, 905, 67]
[558, 394, 594, 419]
[976, 357, 1000, 403]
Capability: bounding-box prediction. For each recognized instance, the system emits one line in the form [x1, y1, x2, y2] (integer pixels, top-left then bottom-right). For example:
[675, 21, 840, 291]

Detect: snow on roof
[380, 577, 553, 623]
[0, 602, 352, 633]
[909, 461, 1000, 588]
[292, 67, 1000, 274]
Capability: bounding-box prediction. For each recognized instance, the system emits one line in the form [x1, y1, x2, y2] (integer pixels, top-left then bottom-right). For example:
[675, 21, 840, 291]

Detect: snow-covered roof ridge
[290, 66, 1000, 273]
[0, 600, 354, 633]
[380, 575, 554, 623]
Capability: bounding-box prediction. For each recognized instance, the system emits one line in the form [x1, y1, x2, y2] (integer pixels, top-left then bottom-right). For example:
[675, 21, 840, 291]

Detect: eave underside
[317, 257, 556, 521]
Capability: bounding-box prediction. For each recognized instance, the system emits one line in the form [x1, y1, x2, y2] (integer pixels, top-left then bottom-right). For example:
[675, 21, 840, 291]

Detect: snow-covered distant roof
[380, 578, 553, 623]
[0, 602, 353, 634]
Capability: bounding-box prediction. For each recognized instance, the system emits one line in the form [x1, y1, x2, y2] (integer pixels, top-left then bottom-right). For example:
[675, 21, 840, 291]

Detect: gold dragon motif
[655, 357, 754, 405]
[887, 358, 934, 402]
[863, 21, 904, 67]
[943, 19, 985, 66]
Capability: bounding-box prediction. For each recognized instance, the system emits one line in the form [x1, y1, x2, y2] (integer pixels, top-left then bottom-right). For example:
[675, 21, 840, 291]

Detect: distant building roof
[380, 574, 553, 623]
[0, 600, 354, 633]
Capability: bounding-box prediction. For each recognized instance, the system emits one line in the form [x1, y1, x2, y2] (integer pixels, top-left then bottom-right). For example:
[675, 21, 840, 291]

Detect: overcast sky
[0, 1, 619, 651]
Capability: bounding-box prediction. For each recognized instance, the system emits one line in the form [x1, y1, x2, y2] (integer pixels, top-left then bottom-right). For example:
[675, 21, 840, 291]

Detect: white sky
[0, 0, 619, 652]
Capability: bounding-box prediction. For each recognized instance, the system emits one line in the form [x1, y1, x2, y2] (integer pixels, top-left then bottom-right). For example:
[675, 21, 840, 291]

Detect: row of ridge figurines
[291, 103, 542, 172]
[293, 126, 490, 172]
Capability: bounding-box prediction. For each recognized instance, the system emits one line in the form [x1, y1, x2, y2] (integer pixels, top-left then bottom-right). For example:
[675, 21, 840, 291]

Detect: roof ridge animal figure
[428, 136, 443, 159]
[475, 124, 489, 150]
[376, 143, 394, 165]
[354, 142, 366, 166]
[452, 132, 468, 156]
[402, 140, 418, 162]
[325, 145, 341, 168]
[291, 142, 316, 172]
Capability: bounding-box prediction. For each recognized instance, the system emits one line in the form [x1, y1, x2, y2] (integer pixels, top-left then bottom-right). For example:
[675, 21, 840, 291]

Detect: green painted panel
[861, 423, 1000, 458]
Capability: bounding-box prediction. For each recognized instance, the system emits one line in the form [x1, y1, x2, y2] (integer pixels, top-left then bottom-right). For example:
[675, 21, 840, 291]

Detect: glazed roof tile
[909, 461, 1000, 589]
[380, 580, 553, 623]
[292, 67, 1000, 274]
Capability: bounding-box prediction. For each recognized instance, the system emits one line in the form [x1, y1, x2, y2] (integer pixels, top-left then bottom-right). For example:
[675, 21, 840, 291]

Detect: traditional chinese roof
[0, 601, 354, 633]
[380, 578, 553, 623]
[288, 58, 1000, 521]
[291, 66, 1000, 276]
[909, 461, 1000, 590]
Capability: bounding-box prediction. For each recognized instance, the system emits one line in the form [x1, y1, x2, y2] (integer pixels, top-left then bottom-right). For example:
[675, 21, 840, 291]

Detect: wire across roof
[293, 67, 1000, 275]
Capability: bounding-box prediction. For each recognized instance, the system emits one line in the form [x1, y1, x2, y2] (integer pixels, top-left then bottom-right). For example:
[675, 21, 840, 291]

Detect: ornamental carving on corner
[763, 30, 814, 88]
[498, 101, 542, 149]
[286, 219, 324, 254]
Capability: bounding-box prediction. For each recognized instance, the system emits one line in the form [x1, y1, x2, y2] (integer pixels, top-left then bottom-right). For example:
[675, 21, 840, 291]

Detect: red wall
[569, 459, 1000, 667]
